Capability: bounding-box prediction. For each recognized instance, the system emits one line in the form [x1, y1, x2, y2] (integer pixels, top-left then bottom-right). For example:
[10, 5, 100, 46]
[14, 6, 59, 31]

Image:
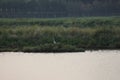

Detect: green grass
[0, 16, 120, 52]
[0, 16, 120, 27]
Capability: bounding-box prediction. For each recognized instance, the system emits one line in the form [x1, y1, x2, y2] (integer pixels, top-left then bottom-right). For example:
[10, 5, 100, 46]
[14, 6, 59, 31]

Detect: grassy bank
[0, 17, 120, 52]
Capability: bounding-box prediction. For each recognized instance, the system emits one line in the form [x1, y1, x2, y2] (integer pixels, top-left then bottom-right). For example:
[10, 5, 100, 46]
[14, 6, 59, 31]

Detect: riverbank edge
[0, 48, 120, 53]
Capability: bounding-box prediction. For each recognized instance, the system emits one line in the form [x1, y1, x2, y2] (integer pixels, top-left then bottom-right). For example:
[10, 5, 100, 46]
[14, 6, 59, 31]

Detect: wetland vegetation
[0, 17, 120, 52]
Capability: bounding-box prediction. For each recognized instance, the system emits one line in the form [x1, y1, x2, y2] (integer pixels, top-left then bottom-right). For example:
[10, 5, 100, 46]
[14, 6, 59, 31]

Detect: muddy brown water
[0, 50, 120, 80]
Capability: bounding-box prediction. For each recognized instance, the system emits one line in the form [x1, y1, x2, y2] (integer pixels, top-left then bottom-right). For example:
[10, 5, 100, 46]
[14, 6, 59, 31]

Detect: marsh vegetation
[0, 17, 120, 52]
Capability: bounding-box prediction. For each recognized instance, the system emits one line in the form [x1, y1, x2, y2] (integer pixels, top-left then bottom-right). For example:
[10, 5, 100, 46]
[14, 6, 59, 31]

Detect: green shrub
[22, 43, 85, 52]
[0, 17, 120, 52]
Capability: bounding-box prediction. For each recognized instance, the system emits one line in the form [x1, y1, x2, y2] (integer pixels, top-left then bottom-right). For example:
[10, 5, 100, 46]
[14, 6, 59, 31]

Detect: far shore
[0, 17, 120, 52]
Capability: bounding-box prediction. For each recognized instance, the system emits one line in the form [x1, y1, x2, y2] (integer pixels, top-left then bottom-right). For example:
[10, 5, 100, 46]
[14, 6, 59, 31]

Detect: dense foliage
[0, 0, 120, 18]
[0, 17, 120, 52]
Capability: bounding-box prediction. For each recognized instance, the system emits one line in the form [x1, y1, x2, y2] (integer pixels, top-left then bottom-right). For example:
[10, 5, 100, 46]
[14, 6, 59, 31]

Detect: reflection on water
[0, 50, 120, 80]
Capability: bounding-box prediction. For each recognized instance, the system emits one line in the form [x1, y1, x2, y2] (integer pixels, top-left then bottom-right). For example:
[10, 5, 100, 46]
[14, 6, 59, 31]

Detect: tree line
[0, 0, 120, 18]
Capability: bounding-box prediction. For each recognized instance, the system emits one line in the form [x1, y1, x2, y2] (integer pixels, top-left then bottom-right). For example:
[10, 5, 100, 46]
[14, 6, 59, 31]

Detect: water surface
[0, 50, 120, 80]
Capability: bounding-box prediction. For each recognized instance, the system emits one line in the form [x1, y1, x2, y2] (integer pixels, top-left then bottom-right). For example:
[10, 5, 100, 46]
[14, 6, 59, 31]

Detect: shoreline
[0, 49, 120, 53]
